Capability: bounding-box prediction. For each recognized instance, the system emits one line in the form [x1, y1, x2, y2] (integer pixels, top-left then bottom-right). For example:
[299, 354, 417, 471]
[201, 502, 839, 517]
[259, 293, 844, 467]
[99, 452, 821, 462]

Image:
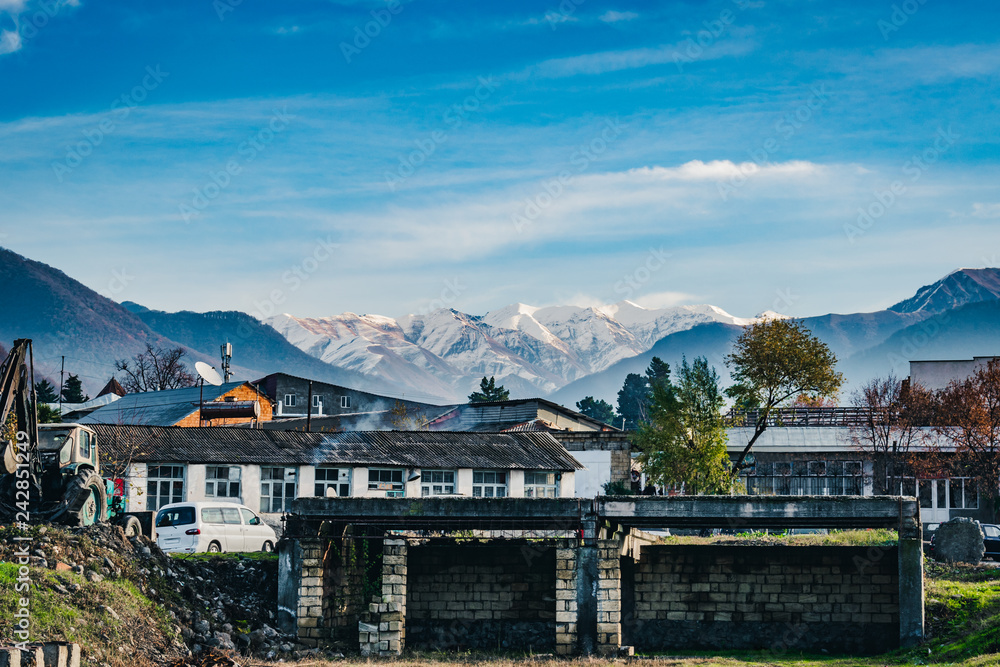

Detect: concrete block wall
[627, 545, 901, 654]
[595, 539, 622, 655]
[407, 543, 556, 651]
[554, 539, 579, 655]
[359, 539, 407, 656]
[294, 538, 327, 646]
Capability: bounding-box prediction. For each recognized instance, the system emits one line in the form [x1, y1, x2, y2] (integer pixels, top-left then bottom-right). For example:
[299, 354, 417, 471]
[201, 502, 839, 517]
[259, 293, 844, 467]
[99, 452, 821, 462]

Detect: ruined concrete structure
[279, 496, 923, 656]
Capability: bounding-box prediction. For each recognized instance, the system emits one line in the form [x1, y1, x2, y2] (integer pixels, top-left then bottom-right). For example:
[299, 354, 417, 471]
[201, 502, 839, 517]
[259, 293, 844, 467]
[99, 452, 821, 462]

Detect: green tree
[646, 357, 672, 390]
[34, 378, 59, 403]
[61, 374, 90, 403]
[468, 376, 510, 402]
[576, 396, 616, 425]
[617, 373, 649, 430]
[634, 356, 733, 495]
[37, 404, 62, 424]
[725, 318, 843, 477]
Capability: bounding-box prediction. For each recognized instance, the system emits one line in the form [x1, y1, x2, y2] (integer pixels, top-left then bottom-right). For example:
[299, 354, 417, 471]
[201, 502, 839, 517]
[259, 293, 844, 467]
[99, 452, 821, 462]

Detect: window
[78, 431, 93, 462]
[949, 478, 979, 509]
[340, 395, 351, 409]
[260, 467, 298, 513]
[984, 525, 1000, 539]
[315, 467, 351, 498]
[240, 508, 261, 525]
[205, 466, 242, 500]
[421, 470, 456, 496]
[146, 465, 185, 511]
[773, 462, 792, 476]
[312, 395, 323, 413]
[156, 506, 194, 528]
[221, 507, 242, 524]
[473, 471, 507, 497]
[368, 468, 404, 495]
[202, 507, 225, 524]
[283, 393, 296, 407]
[807, 461, 826, 476]
[524, 471, 559, 498]
[844, 461, 862, 477]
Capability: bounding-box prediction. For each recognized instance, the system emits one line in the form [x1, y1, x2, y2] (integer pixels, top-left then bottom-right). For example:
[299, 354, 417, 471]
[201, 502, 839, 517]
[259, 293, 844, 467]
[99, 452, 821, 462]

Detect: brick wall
[407, 542, 556, 651]
[626, 545, 900, 654]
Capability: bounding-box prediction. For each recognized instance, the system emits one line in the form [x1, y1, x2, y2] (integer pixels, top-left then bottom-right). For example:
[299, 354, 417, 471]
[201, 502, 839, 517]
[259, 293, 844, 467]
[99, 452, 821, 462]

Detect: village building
[90, 425, 583, 523]
[78, 381, 272, 427]
[426, 398, 618, 433]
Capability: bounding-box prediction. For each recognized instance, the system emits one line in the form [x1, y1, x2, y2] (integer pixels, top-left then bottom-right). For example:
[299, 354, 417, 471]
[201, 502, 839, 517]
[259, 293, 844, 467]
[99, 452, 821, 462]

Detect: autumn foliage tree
[725, 318, 843, 478]
[937, 359, 1000, 521]
[848, 373, 934, 495]
[115, 344, 197, 393]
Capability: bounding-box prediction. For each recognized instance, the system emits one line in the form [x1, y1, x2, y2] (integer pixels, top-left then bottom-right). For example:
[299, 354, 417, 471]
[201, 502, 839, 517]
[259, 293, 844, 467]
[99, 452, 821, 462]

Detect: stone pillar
[898, 519, 924, 647]
[277, 537, 302, 634]
[554, 539, 579, 655]
[596, 538, 622, 655]
[360, 538, 407, 656]
[294, 538, 326, 646]
[575, 514, 599, 655]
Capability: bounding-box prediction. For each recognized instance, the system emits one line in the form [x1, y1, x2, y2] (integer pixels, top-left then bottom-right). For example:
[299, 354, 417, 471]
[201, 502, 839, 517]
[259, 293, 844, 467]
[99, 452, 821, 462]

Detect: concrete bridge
[278, 496, 922, 656]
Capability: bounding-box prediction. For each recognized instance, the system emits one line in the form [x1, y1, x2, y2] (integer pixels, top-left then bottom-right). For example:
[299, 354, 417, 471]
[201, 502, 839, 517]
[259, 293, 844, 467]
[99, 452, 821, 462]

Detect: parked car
[928, 522, 1000, 561]
[155, 502, 277, 554]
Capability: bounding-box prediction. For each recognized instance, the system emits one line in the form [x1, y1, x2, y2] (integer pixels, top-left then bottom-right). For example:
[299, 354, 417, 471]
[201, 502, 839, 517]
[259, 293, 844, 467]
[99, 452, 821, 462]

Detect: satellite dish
[195, 361, 224, 386]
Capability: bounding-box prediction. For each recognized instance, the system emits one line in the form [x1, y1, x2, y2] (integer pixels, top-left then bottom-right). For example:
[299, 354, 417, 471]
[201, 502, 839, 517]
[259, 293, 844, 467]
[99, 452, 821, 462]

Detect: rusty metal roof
[89, 424, 582, 470]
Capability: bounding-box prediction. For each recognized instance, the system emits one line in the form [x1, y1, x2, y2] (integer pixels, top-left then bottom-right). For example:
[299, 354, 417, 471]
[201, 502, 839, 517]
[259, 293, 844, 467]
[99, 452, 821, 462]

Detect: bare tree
[938, 359, 1000, 522]
[115, 344, 197, 393]
[849, 373, 934, 495]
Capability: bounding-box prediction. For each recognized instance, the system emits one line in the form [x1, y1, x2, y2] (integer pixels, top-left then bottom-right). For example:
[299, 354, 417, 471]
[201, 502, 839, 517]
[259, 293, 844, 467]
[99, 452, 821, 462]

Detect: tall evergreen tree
[61, 374, 89, 403]
[634, 356, 732, 495]
[468, 376, 510, 402]
[35, 379, 59, 403]
[576, 396, 616, 425]
[617, 373, 649, 431]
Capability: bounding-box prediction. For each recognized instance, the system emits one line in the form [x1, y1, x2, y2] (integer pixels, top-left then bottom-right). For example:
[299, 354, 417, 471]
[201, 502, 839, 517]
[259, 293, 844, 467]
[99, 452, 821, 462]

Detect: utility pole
[59, 355, 65, 412]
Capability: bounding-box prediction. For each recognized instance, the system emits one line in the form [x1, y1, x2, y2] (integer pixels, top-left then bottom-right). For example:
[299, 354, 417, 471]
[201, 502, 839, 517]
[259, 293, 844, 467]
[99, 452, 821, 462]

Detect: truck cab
[38, 423, 99, 475]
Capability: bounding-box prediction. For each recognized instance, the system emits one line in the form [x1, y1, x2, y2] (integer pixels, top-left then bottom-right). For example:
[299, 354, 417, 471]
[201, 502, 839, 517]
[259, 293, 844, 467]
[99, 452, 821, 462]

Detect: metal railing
[725, 407, 894, 428]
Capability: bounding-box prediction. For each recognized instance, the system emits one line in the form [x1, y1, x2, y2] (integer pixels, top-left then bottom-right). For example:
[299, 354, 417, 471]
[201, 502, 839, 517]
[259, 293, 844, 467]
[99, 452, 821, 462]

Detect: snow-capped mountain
[266, 301, 755, 402]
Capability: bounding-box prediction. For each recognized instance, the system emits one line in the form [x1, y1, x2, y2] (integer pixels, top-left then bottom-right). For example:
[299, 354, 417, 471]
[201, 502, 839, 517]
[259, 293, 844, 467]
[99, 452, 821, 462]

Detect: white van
[154, 501, 278, 554]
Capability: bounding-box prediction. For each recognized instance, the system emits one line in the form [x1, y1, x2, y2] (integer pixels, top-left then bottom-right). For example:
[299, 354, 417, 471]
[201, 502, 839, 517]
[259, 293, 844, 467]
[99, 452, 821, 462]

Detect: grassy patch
[174, 550, 279, 562]
[0, 561, 177, 667]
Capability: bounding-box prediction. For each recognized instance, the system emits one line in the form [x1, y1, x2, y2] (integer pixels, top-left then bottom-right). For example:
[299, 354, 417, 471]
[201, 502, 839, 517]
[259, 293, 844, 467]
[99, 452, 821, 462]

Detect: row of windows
[750, 461, 863, 477]
[145, 466, 561, 511]
[282, 394, 351, 409]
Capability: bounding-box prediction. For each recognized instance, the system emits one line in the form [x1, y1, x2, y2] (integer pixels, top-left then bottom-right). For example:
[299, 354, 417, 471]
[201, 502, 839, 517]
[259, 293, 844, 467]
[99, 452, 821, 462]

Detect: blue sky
[1, 0, 999, 320]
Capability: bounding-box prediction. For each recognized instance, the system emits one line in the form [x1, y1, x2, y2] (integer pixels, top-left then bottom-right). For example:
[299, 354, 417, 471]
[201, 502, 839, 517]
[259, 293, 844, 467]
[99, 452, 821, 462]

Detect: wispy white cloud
[971, 202, 1000, 219]
[599, 10, 638, 23]
[524, 34, 756, 78]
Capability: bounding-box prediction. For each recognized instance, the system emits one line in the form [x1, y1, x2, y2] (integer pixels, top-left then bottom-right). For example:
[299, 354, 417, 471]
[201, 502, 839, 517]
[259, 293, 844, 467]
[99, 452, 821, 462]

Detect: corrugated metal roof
[310, 431, 583, 470]
[79, 382, 254, 426]
[89, 425, 583, 470]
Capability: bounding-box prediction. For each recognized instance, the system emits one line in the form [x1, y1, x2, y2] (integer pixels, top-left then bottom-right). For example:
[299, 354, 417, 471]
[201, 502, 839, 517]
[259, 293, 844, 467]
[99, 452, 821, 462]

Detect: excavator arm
[0, 339, 40, 480]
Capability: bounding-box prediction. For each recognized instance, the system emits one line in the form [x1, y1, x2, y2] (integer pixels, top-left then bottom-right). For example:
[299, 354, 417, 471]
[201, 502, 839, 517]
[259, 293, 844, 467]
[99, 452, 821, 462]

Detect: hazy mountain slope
[800, 310, 927, 361]
[126, 307, 437, 401]
[841, 300, 1000, 386]
[548, 322, 743, 407]
[889, 268, 1000, 314]
[0, 248, 186, 393]
[268, 301, 753, 401]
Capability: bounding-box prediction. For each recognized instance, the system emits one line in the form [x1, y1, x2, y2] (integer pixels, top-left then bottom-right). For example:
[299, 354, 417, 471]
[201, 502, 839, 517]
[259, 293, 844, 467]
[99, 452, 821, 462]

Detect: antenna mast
[220, 342, 232, 383]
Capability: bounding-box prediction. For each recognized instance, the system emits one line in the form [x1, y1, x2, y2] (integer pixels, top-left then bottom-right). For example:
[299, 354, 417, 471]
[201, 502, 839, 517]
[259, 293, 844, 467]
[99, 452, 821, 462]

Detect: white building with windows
[91, 425, 582, 529]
